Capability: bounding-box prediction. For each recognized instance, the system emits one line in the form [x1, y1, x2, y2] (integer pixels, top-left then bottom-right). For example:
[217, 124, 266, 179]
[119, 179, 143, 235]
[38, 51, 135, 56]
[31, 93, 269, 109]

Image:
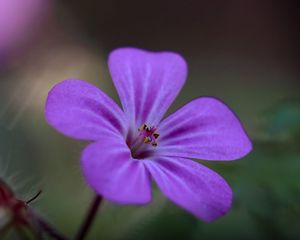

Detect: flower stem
[29, 209, 69, 240]
[75, 195, 102, 240]
[37, 216, 69, 240]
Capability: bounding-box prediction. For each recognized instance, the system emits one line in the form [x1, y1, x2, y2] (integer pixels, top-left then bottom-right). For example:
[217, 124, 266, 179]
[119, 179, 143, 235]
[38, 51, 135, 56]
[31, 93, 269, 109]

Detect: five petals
[45, 48, 252, 222]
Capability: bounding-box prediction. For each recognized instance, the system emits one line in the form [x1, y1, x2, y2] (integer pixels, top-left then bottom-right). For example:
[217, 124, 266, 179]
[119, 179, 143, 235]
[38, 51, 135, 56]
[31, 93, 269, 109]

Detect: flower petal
[81, 135, 152, 204]
[158, 97, 252, 160]
[108, 47, 187, 127]
[45, 79, 128, 141]
[145, 156, 232, 222]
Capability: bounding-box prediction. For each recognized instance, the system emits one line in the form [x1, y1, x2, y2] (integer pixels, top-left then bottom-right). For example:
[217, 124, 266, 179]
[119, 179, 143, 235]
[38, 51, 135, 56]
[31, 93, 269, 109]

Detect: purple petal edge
[145, 156, 232, 222]
[81, 135, 152, 204]
[158, 97, 252, 161]
[45, 79, 128, 141]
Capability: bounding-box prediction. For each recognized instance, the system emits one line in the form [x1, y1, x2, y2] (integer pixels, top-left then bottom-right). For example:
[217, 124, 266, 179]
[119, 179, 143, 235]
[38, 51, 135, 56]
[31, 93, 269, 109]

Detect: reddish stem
[75, 195, 102, 240]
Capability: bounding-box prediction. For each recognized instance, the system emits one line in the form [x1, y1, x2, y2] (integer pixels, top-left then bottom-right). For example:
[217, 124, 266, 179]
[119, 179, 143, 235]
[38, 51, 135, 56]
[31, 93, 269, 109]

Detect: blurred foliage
[264, 100, 300, 140]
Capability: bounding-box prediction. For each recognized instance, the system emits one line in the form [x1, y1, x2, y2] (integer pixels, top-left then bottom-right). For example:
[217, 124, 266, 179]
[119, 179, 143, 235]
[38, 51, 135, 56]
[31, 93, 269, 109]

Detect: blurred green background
[0, 0, 299, 239]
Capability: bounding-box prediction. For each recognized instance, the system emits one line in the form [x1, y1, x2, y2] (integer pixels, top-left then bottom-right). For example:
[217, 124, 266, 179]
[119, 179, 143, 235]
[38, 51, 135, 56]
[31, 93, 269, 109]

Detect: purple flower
[45, 48, 252, 222]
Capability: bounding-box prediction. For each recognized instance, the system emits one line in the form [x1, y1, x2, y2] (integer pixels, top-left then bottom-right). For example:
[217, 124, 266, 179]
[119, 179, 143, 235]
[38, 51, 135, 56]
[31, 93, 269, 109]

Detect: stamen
[130, 124, 160, 158]
[138, 124, 159, 147]
[138, 124, 147, 132]
[144, 137, 152, 144]
[153, 133, 159, 139]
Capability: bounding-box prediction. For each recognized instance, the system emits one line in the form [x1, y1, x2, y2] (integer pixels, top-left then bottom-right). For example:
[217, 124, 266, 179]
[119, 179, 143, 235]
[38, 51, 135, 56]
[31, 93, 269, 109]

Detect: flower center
[138, 124, 160, 147]
[129, 124, 160, 159]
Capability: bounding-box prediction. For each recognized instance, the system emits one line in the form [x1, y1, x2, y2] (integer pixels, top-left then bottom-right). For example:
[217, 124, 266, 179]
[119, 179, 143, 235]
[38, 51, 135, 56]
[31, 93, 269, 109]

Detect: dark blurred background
[0, 0, 299, 239]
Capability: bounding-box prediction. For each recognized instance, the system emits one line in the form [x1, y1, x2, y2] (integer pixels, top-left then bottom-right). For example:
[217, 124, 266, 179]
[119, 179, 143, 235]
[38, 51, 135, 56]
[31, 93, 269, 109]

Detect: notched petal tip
[108, 47, 187, 68]
[108, 47, 187, 125]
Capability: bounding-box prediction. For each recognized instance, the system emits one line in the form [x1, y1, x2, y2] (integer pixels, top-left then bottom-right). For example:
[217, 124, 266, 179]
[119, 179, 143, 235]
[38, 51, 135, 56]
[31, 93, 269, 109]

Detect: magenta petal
[108, 47, 187, 127]
[158, 97, 252, 160]
[45, 79, 128, 141]
[145, 157, 232, 222]
[81, 135, 152, 204]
